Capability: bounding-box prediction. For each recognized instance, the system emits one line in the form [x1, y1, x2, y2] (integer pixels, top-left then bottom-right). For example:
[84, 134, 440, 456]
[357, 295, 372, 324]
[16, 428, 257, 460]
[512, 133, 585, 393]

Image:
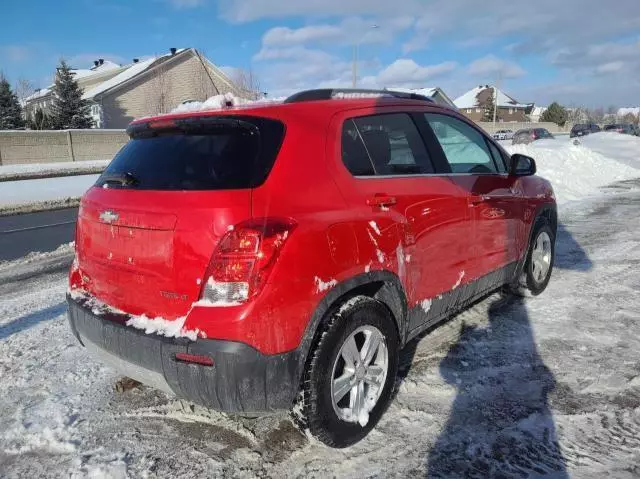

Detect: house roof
[454, 86, 530, 109]
[384, 87, 456, 107]
[82, 49, 188, 100]
[25, 48, 245, 107]
[618, 107, 640, 117]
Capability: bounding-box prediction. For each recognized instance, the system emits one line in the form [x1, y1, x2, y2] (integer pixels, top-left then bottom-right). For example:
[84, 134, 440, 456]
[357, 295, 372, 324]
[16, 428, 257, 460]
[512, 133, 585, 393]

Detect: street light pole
[352, 43, 358, 88]
[352, 24, 378, 88]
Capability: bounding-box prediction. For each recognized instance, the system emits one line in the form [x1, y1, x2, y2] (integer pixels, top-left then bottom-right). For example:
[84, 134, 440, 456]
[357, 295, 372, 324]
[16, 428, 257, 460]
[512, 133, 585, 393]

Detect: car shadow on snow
[0, 301, 67, 340]
[554, 223, 593, 272]
[422, 296, 568, 478]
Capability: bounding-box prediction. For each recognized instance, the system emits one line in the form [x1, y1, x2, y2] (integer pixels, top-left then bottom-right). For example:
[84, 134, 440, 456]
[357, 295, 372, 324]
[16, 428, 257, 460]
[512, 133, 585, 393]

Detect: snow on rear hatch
[74, 115, 285, 320]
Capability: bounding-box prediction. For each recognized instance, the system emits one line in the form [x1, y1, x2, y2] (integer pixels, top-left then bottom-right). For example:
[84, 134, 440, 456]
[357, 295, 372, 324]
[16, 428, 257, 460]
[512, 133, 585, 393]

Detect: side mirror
[510, 154, 536, 176]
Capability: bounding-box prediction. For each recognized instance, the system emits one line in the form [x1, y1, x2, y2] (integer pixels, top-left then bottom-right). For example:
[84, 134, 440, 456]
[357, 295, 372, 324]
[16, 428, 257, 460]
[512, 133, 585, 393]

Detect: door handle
[367, 194, 397, 208]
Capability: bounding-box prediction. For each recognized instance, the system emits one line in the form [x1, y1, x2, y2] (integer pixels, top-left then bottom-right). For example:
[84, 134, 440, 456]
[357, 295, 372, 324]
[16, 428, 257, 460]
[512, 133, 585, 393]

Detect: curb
[0, 198, 81, 217]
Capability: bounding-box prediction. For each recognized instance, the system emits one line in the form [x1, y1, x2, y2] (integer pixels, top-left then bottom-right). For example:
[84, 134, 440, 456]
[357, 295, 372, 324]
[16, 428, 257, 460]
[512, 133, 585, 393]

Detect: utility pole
[352, 24, 379, 88]
[352, 44, 358, 88]
[493, 71, 502, 126]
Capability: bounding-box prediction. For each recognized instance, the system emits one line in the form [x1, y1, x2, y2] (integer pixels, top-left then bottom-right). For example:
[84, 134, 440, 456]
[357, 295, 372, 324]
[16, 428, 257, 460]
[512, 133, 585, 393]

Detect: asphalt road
[0, 207, 78, 262]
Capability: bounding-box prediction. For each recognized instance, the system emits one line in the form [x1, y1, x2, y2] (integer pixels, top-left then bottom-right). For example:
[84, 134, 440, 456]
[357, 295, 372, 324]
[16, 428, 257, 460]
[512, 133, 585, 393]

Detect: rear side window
[424, 113, 498, 174]
[97, 116, 285, 190]
[341, 120, 375, 176]
[343, 113, 434, 176]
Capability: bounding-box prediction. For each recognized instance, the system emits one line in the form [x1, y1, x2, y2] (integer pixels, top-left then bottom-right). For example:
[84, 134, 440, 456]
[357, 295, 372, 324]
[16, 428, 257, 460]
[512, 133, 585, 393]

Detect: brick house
[454, 85, 533, 122]
[24, 48, 248, 128]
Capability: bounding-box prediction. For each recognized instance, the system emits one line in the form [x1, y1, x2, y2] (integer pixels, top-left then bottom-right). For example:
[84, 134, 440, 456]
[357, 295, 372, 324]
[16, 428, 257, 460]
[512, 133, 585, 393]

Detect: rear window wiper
[99, 171, 140, 187]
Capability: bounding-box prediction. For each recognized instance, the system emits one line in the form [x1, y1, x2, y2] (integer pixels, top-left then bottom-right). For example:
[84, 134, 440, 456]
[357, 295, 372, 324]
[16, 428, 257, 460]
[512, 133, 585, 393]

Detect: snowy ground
[0, 175, 98, 209]
[1, 179, 639, 477]
[0, 160, 109, 182]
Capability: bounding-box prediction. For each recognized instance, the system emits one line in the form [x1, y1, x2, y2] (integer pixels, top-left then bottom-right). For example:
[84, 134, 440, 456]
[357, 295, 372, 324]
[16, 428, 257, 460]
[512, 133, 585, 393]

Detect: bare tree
[14, 78, 35, 104]
[587, 107, 605, 124]
[231, 68, 262, 100]
[147, 60, 172, 115]
[621, 112, 639, 125]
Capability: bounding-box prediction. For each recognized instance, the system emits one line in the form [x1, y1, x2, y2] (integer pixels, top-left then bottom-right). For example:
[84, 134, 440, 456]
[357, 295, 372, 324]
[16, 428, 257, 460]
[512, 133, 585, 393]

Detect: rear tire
[303, 296, 399, 448]
[510, 218, 555, 296]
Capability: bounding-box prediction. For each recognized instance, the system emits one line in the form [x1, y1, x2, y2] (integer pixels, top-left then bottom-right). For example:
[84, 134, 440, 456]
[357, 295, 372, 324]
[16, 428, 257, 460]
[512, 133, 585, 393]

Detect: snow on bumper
[66, 295, 300, 414]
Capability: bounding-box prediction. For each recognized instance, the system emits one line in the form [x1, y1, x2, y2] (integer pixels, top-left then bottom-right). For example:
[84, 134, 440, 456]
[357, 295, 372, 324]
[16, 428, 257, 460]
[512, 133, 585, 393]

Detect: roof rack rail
[283, 88, 435, 104]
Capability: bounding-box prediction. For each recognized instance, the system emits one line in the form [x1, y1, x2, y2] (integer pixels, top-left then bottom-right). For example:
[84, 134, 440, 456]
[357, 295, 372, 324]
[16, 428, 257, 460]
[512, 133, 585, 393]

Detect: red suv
[67, 89, 557, 447]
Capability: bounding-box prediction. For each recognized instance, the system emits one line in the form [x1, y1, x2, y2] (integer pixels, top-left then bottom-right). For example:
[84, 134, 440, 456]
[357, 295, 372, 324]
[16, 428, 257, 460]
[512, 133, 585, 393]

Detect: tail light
[199, 218, 296, 306]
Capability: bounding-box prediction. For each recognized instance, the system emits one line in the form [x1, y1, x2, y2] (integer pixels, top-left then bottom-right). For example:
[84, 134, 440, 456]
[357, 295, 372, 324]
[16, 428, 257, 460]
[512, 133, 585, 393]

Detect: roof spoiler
[283, 88, 435, 104]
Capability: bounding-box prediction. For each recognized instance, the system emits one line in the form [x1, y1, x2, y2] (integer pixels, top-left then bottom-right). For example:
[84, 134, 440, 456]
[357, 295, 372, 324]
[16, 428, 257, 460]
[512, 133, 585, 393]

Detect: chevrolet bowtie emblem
[99, 210, 119, 223]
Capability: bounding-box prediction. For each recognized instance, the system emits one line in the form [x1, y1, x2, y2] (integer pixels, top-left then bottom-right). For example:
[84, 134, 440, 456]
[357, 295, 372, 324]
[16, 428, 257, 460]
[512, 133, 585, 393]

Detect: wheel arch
[294, 271, 408, 389]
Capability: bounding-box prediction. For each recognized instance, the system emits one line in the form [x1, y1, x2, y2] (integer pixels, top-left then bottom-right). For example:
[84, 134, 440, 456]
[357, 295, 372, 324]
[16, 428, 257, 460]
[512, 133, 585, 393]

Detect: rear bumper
[67, 295, 300, 414]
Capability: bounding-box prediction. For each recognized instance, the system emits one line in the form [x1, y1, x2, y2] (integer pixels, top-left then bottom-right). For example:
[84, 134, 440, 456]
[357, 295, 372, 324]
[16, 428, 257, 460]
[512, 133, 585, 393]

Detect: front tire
[303, 296, 399, 448]
[511, 218, 555, 296]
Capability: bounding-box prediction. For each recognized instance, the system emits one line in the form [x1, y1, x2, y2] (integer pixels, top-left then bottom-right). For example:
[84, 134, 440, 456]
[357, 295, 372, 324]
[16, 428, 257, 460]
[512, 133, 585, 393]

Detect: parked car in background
[67, 88, 557, 448]
[604, 124, 625, 133]
[570, 123, 601, 138]
[492, 129, 514, 141]
[512, 128, 555, 145]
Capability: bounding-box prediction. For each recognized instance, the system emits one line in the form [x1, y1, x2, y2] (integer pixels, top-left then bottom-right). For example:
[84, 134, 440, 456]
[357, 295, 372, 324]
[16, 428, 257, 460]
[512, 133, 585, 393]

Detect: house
[529, 106, 547, 123]
[454, 85, 533, 122]
[384, 87, 457, 108]
[24, 48, 248, 128]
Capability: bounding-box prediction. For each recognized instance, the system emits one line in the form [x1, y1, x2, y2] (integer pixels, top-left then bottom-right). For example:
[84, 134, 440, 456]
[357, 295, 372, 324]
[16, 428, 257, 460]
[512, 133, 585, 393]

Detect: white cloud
[468, 55, 526, 79]
[260, 16, 413, 49]
[377, 59, 458, 87]
[595, 61, 625, 74]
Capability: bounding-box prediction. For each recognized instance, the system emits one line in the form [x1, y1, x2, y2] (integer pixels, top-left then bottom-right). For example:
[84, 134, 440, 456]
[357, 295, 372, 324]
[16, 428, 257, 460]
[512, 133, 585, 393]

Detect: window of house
[342, 113, 435, 176]
[475, 108, 482, 113]
[466, 109, 472, 113]
[424, 113, 499, 174]
[509, 108, 514, 114]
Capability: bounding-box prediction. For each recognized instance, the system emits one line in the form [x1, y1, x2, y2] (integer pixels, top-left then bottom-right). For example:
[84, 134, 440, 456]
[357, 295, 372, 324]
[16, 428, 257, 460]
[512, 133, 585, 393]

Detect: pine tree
[540, 102, 568, 127]
[483, 89, 497, 122]
[49, 60, 93, 129]
[0, 75, 25, 129]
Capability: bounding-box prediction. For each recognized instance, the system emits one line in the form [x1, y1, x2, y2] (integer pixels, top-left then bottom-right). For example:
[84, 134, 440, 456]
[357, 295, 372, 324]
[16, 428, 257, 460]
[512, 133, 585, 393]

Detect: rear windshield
[96, 116, 285, 190]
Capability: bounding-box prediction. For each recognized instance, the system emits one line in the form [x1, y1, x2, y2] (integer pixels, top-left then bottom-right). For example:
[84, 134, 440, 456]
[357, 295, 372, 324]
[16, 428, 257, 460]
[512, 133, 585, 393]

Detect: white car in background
[492, 129, 514, 141]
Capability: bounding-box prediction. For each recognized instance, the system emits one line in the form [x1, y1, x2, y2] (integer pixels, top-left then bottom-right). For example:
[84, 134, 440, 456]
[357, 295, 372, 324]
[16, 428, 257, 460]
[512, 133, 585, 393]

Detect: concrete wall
[0, 130, 128, 165]
[476, 122, 572, 134]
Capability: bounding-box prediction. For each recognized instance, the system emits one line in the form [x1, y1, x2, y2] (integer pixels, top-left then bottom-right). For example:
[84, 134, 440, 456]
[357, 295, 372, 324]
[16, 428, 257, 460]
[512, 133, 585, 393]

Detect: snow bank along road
[1, 186, 639, 473]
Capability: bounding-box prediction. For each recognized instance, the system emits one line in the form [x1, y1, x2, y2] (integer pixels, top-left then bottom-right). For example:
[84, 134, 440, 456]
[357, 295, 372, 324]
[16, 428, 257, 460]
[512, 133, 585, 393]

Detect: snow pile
[171, 93, 285, 114]
[505, 134, 640, 206]
[0, 160, 109, 178]
[0, 174, 98, 208]
[126, 314, 199, 342]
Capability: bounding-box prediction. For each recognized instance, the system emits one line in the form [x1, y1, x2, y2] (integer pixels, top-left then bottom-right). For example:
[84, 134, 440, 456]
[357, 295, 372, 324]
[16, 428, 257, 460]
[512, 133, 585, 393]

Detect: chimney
[94, 60, 99, 67]
[99, 58, 104, 65]
[133, 58, 139, 63]
[170, 47, 177, 55]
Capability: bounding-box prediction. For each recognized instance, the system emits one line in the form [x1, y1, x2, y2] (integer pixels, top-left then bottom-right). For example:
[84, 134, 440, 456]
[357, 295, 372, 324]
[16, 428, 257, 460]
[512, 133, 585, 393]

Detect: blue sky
[1, 0, 639, 107]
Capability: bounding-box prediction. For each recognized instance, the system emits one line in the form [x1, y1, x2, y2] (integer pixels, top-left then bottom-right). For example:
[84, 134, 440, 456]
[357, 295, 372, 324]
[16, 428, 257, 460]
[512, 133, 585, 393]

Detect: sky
[1, 0, 639, 107]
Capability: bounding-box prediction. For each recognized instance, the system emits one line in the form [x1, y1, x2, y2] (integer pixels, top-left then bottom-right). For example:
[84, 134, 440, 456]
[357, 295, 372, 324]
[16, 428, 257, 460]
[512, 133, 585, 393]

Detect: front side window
[487, 141, 508, 174]
[424, 113, 498, 174]
[344, 113, 435, 176]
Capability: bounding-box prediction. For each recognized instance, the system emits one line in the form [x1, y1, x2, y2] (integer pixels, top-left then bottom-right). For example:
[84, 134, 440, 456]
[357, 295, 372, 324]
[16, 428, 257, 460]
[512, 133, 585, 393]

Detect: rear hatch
[75, 115, 285, 319]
